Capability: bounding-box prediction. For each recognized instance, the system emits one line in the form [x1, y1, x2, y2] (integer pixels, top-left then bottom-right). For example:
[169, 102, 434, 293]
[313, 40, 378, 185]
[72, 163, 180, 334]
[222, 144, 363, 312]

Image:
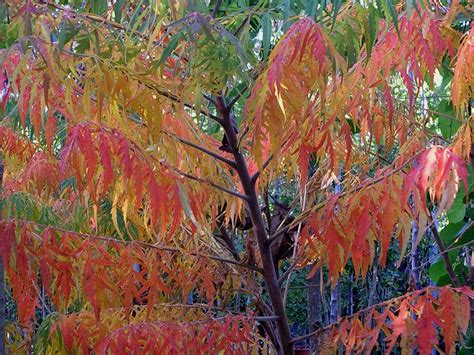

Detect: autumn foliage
[0, 0, 473, 354]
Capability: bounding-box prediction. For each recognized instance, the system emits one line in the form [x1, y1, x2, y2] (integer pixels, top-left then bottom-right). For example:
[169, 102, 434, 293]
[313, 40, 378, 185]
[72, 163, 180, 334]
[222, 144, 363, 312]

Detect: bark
[368, 258, 378, 307]
[216, 225, 240, 261]
[430, 223, 461, 287]
[329, 280, 339, 324]
[348, 272, 354, 315]
[322, 287, 329, 326]
[216, 97, 294, 354]
[307, 267, 323, 352]
[410, 221, 421, 290]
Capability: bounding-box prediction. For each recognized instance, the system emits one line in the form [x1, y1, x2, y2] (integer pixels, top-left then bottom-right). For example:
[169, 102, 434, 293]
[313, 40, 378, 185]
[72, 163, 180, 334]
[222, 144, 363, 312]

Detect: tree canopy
[0, 0, 473, 354]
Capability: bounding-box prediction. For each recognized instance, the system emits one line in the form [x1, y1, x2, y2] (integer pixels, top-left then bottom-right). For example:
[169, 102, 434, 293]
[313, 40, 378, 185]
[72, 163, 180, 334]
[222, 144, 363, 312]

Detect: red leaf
[44, 114, 57, 150]
[98, 134, 114, 192]
[416, 299, 440, 354]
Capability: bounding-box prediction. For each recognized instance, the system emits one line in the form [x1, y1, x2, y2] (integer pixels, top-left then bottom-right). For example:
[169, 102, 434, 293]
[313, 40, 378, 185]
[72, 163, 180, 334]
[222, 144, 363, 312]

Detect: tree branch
[5, 219, 263, 273]
[139, 81, 224, 124]
[429, 221, 461, 287]
[166, 132, 237, 169]
[173, 168, 250, 201]
[215, 95, 294, 354]
[278, 256, 303, 286]
[251, 154, 274, 183]
[290, 286, 443, 344]
[225, 85, 249, 111]
[211, 0, 223, 18]
[215, 225, 241, 261]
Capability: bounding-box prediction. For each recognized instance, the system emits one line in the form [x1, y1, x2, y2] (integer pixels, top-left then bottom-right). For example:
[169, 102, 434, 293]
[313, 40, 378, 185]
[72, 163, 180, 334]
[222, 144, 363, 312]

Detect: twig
[278, 255, 303, 286]
[429, 220, 461, 287]
[215, 225, 241, 261]
[165, 132, 236, 168]
[174, 169, 250, 201]
[290, 286, 442, 344]
[2, 219, 263, 273]
[251, 154, 274, 183]
[225, 85, 249, 110]
[211, 0, 223, 18]
[286, 151, 423, 230]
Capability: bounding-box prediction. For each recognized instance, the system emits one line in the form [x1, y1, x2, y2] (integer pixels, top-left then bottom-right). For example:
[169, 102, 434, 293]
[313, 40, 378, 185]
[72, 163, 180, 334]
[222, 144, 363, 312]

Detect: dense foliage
[0, 0, 473, 354]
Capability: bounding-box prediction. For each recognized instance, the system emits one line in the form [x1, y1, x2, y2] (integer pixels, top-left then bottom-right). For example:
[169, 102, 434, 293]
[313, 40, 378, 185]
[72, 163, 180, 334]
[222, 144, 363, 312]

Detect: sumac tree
[0, 0, 473, 354]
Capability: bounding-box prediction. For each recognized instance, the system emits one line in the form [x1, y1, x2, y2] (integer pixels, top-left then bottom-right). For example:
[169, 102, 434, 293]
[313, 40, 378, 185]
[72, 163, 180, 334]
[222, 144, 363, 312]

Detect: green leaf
[262, 12, 271, 60]
[439, 220, 467, 245]
[346, 118, 360, 134]
[75, 35, 90, 53]
[114, 0, 125, 23]
[434, 100, 460, 139]
[88, 0, 108, 15]
[158, 33, 181, 67]
[381, 0, 399, 34]
[282, 0, 291, 32]
[366, 4, 378, 59]
[305, 0, 318, 20]
[406, 0, 413, 16]
[331, 0, 342, 31]
[429, 259, 447, 283]
[58, 22, 79, 52]
[0, 2, 7, 24]
[446, 192, 466, 224]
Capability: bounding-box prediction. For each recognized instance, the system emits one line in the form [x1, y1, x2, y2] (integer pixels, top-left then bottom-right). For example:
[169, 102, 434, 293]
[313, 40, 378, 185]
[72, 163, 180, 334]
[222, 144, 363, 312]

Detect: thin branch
[290, 286, 442, 344]
[41, 1, 151, 37]
[57, 46, 224, 124]
[233, 8, 256, 37]
[267, 224, 291, 245]
[429, 220, 461, 287]
[278, 255, 303, 286]
[31, 282, 52, 315]
[446, 220, 473, 251]
[138, 80, 224, 124]
[225, 85, 249, 111]
[411, 239, 474, 273]
[215, 225, 241, 261]
[5, 219, 262, 273]
[286, 151, 423, 230]
[166, 132, 236, 168]
[211, 0, 223, 18]
[251, 154, 274, 183]
[174, 169, 250, 201]
[203, 94, 218, 107]
[216, 93, 295, 353]
[254, 316, 280, 322]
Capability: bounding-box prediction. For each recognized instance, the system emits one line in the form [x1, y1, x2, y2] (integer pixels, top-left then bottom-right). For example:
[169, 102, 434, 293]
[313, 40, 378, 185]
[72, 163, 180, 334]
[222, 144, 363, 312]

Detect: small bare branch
[174, 169, 250, 201]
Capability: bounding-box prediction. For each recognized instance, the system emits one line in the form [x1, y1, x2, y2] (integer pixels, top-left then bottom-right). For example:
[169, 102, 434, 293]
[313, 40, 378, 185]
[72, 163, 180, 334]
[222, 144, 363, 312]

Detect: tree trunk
[307, 267, 323, 352]
[348, 272, 354, 315]
[410, 221, 421, 290]
[217, 97, 294, 354]
[330, 280, 339, 324]
[368, 258, 378, 307]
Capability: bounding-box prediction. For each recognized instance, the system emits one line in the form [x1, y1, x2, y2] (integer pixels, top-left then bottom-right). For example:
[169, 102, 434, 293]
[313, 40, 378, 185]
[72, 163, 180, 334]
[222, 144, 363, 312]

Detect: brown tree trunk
[217, 97, 294, 354]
